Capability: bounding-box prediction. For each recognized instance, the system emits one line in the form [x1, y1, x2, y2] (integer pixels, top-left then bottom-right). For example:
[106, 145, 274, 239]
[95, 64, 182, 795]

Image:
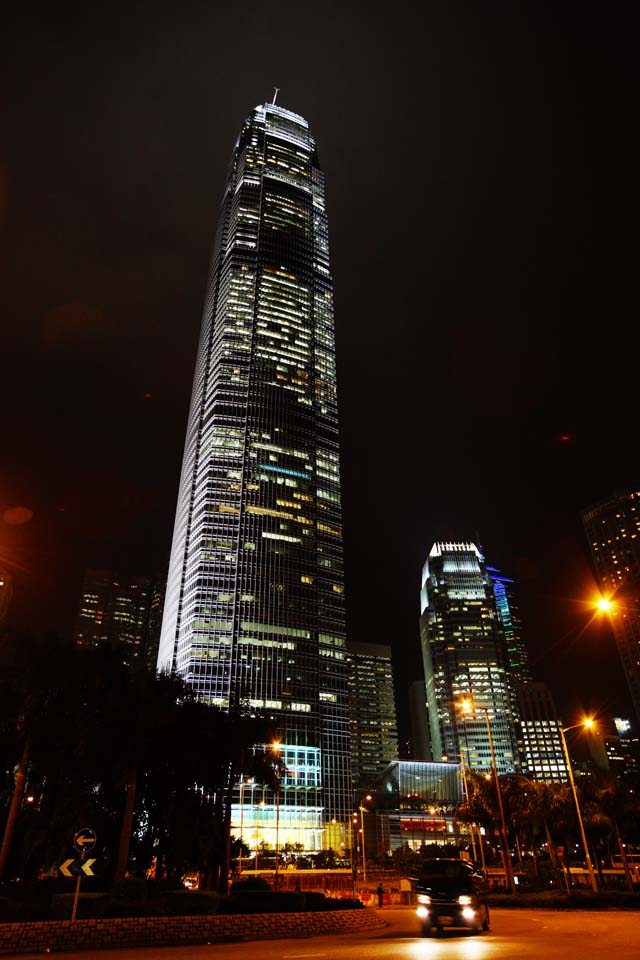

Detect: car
[414, 858, 490, 936]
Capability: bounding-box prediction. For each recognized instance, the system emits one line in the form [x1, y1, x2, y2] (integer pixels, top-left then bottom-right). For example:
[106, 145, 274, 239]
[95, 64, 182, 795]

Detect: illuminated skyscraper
[73, 568, 162, 671]
[582, 488, 640, 724]
[158, 103, 350, 849]
[346, 641, 399, 789]
[419, 542, 519, 776]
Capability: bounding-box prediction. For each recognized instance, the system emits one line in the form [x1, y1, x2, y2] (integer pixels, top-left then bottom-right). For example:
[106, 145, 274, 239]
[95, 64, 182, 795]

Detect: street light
[458, 697, 516, 894]
[358, 794, 372, 881]
[442, 752, 480, 865]
[558, 719, 599, 893]
[271, 741, 282, 889]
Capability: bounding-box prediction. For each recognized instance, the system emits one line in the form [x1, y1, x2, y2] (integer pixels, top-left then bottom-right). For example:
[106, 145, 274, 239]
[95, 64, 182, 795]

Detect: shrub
[111, 876, 148, 900]
[219, 891, 305, 914]
[230, 876, 272, 893]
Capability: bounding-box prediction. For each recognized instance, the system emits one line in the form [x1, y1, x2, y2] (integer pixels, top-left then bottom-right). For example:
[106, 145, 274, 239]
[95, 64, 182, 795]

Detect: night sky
[3, 2, 638, 741]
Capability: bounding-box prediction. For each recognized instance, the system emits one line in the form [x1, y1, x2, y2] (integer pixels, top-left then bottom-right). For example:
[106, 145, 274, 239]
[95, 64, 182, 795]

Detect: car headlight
[458, 895, 472, 906]
[416, 905, 430, 919]
[417, 894, 431, 905]
[461, 907, 475, 920]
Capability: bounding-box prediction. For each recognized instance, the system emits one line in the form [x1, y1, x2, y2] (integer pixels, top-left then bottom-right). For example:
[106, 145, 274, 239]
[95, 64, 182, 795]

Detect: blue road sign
[73, 828, 97, 854]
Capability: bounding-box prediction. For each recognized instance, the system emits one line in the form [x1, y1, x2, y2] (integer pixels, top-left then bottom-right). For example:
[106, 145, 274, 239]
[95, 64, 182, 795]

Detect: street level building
[73, 568, 162, 670]
[373, 761, 464, 856]
[419, 542, 519, 776]
[582, 488, 640, 724]
[516, 682, 568, 782]
[158, 103, 350, 851]
[346, 641, 399, 789]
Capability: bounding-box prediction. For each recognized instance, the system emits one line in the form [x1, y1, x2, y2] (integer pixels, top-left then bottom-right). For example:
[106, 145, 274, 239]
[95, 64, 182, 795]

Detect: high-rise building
[487, 566, 530, 685]
[516, 682, 568, 782]
[73, 568, 162, 670]
[419, 542, 519, 776]
[582, 488, 640, 724]
[409, 679, 432, 761]
[158, 103, 350, 850]
[346, 641, 399, 789]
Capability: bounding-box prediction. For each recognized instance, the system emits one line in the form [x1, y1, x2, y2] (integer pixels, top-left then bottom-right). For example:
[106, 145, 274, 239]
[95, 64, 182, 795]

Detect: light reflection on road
[401, 934, 491, 960]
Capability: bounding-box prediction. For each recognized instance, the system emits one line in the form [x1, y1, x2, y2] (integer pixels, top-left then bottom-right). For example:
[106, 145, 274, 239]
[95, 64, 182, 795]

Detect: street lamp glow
[583, 717, 595, 729]
[596, 596, 613, 613]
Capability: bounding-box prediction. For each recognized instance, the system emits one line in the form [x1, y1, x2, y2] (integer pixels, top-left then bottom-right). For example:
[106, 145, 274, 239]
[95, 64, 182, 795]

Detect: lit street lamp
[458, 697, 515, 894]
[358, 794, 372, 881]
[442, 751, 480, 864]
[271, 741, 282, 889]
[558, 719, 599, 894]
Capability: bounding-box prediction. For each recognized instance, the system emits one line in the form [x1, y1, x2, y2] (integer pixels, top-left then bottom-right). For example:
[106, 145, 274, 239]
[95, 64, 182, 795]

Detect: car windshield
[420, 861, 473, 880]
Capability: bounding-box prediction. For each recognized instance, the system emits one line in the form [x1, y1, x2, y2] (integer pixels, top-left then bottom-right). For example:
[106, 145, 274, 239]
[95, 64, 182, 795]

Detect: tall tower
[419, 542, 519, 775]
[159, 103, 350, 847]
[582, 488, 640, 725]
[346, 641, 399, 789]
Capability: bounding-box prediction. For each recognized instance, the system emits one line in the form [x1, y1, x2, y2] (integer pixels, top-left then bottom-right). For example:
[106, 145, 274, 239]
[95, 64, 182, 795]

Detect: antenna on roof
[272, 86, 280, 105]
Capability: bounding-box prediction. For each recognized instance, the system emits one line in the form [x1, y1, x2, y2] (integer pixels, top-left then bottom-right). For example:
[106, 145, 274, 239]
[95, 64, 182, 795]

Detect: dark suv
[414, 859, 490, 936]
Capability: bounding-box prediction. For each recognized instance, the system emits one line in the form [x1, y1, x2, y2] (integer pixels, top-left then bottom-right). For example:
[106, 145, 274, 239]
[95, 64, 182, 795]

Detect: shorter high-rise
[419, 542, 519, 775]
[582, 488, 640, 724]
[516, 682, 568, 782]
[73, 568, 163, 670]
[346, 641, 399, 788]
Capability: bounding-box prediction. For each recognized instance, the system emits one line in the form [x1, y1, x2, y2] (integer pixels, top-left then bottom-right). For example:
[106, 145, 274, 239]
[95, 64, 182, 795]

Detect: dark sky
[2, 1, 638, 739]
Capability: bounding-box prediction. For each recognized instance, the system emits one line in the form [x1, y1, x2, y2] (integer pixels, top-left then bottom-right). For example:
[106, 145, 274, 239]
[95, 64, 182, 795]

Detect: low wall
[0, 908, 385, 955]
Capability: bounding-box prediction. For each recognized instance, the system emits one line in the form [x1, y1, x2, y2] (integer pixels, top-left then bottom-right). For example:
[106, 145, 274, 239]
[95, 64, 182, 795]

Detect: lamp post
[459, 697, 515, 894]
[442, 752, 478, 863]
[559, 720, 599, 893]
[271, 741, 282, 890]
[358, 794, 372, 881]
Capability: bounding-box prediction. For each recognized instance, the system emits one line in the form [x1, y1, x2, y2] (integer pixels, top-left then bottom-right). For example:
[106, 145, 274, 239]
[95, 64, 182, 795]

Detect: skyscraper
[419, 542, 519, 775]
[73, 568, 162, 670]
[346, 641, 399, 789]
[516, 682, 568, 782]
[487, 565, 530, 686]
[158, 103, 350, 849]
[582, 488, 640, 724]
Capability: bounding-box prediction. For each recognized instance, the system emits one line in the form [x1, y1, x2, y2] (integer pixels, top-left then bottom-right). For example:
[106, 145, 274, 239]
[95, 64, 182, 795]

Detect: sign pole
[71, 852, 85, 922]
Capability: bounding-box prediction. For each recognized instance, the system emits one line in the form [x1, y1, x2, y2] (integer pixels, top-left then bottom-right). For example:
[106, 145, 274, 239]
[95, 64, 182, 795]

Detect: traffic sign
[74, 828, 97, 854]
[59, 858, 97, 878]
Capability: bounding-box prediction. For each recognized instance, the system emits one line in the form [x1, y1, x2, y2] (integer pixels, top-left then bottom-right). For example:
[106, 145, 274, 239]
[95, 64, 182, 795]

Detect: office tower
[73, 568, 160, 670]
[487, 565, 530, 685]
[409, 679, 432, 761]
[0, 567, 12, 631]
[516, 682, 568, 782]
[582, 488, 640, 724]
[346, 641, 399, 788]
[158, 103, 350, 848]
[419, 542, 519, 776]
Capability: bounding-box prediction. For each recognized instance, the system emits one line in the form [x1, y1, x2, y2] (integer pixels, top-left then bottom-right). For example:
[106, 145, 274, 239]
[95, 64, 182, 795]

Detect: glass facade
[158, 103, 351, 847]
[419, 542, 519, 776]
[516, 682, 568, 782]
[346, 641, 399, 788]
[73, 568, 160, 670]
[582, 488, 640, 725]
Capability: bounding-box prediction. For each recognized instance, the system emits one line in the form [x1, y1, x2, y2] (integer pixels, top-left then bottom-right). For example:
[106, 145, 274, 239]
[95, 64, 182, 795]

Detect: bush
[230, 876, 272, 893]
[111, 876, 148, 900]
[220, 891, 305, 914]
[51, 893, 110, 920]
[161, 891, 220, 916]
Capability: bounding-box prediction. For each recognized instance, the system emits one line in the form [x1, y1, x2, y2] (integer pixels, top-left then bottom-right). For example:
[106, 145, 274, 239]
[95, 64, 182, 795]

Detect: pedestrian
[377, 882, 384, 908]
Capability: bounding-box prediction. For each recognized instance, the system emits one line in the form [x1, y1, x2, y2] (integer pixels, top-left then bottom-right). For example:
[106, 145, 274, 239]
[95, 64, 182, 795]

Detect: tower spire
[272, 86, 280, 105]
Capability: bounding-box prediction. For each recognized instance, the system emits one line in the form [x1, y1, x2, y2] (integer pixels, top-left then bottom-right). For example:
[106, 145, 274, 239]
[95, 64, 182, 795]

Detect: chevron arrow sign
[59, 858, 97, 877]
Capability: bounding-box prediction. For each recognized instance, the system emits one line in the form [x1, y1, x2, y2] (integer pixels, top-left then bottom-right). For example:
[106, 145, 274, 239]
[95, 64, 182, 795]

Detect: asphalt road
[15, 908, 640, 960]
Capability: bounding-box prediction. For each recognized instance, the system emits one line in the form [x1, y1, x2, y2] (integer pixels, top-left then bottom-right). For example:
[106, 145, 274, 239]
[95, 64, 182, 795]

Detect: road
[15, 908, 640, 959]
